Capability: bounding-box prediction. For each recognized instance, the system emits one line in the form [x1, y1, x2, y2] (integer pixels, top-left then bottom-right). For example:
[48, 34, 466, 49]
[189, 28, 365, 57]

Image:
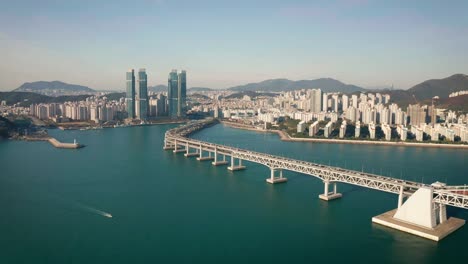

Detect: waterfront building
[430, 129, 439, 141]
[178, 70, 187, 116]
[382, 123, 391, 141]
[136, 69, 148, 120]
[355, 121, 361, 138]
[397, 125, 408, 140]
[126, 69, 136, 119]
[297, 121, 306, 133]
[339, 121, 347, 138]
[309, 121, 319, 136]
[369, 122, 376, 139]
[168, 70, 187, 118]
[324, 121, 333, 138]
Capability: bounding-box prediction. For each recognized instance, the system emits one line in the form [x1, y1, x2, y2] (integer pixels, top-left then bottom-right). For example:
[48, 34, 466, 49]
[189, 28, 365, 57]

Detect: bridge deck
[165, 119, 468, 210]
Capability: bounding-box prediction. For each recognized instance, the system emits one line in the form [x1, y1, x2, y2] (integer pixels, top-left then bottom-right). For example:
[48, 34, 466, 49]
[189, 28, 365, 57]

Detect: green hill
[0, 92, 92, 106]
[227, 78, 365, 93]
[13, 81, 95, 94]
[407, 74, 468, 100]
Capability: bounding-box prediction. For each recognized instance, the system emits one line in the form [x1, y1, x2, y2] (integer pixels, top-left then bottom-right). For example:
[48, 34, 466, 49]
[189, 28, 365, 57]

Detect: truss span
[164, 119, 468, 210]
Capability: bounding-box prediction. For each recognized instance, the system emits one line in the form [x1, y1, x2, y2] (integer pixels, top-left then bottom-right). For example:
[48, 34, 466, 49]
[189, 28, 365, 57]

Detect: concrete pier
[173, 149, 186, 153]
[184, 152, 199, 157]
[212, 161, 229, 166]
[48, 138, 84, 149]
[372, 209, 465, 241]
[266, 168, 287, 184]
[227, 156, 246, 171]
[227, 165, 246, 171]
[319, 193, 343, 201]
[197, 156, 214, 161]
[319, 181, 342, 201]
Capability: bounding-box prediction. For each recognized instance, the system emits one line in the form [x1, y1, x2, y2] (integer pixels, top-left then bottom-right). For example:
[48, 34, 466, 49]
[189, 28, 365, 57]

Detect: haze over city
[1, 0, 468, 90]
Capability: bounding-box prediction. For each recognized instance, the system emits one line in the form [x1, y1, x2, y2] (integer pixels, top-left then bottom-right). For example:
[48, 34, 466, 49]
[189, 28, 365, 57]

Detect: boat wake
[76, 203, 113, 218]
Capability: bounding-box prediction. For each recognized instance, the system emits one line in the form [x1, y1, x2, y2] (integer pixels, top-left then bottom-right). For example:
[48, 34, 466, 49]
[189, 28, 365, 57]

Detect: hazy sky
[1, 0, 467, 91]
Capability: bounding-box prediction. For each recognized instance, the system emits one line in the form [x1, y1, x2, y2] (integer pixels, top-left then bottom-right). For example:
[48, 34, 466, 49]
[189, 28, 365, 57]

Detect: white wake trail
[76, 203, 113, 218]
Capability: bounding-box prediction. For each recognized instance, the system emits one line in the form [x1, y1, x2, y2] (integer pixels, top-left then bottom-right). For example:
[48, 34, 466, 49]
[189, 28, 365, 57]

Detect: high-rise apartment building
[309, 89, 322, 113]
[342, 94, 349, 112]
[407, 104, 426, 126]
[126, 69, 135, 119]
[322, 93, 328, 112]
[136, 69, 148, 120]
[178, 70, 187, 116]
[168, 70, 187, 118]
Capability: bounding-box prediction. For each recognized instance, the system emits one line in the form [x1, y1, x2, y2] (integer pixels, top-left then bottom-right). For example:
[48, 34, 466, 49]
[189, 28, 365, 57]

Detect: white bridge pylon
[164, 120, 467, 241]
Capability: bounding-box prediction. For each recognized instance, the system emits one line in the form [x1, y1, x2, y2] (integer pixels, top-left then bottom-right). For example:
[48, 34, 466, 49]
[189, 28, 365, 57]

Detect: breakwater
[47, 138, 84, 149]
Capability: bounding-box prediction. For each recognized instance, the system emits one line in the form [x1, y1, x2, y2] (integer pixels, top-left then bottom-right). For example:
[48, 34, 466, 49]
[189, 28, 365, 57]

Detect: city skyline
[1, 0, 468, 91]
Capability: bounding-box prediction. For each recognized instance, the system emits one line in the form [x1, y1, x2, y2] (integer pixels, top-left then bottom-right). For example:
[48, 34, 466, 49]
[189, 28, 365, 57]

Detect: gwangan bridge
[163, 119, 467, 241]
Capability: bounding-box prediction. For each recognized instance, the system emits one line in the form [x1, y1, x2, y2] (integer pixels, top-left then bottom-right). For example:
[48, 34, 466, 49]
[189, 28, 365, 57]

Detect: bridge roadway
[164, 119, 468, 210]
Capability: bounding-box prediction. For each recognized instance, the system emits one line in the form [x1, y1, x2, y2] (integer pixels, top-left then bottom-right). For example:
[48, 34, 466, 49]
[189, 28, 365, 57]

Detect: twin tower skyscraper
[126, 69, 148, 120]
[126, 68, 187, 120]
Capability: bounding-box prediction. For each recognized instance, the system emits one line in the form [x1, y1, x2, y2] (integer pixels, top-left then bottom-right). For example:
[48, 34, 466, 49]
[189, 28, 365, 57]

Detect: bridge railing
[165, 119, 468, 209]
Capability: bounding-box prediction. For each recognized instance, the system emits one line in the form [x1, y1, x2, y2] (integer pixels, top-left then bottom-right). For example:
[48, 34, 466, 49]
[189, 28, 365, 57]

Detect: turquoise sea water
[0, 124, 467, 263]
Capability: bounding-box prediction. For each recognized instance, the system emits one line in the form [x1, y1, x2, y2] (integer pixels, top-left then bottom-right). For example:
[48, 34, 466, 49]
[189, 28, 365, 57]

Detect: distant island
[13, 81, 95, 96]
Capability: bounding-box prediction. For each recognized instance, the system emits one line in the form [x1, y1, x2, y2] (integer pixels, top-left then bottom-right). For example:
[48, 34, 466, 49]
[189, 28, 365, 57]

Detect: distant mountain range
[13, 81, 95, 96]
[148, 85, 168, 92]
[7, 74, 467, 111]
[148, 85, 214, 93]
[227, 78, 366, 93]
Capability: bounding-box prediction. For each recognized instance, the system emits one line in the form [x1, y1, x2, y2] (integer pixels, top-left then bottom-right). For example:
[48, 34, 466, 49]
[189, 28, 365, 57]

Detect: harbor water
[0, 124, 467, 263]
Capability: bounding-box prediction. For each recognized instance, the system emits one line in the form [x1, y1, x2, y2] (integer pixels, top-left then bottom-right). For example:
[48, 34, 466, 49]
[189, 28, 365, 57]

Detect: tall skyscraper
[168, 70, 179, 118]
[168, 70, 187, 118]
[178, 70, 187, 116]
[126, 69, 135, 119]
[136, 68, 148, 120]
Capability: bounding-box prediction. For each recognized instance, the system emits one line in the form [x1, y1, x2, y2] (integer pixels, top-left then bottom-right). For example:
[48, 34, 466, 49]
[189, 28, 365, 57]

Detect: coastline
[221, 121, 468, 149]
[4, 119, 187, 147]
[57, 119, 187, 130]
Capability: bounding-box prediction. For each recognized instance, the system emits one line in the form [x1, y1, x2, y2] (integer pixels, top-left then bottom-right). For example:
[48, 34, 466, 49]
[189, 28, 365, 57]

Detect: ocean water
[0, 124, 466, 263]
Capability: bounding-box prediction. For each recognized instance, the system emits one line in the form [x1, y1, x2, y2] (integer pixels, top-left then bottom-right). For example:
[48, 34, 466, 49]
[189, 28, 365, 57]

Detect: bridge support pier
[266, 168, 287, 184]
[173, 140, 186, 153]
[197, 145, 214, 161]
[212, 148, 228, 166]
[163, 139, 175, 150]
[228, 156, 246, 171]
[319, 181, 342, 201]
[372, 187, 465, 241]
[184, 143, 199, 157]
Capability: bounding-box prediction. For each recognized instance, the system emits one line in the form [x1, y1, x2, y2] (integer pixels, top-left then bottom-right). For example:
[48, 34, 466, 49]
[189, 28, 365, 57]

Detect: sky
[1, 0, 467, 91]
